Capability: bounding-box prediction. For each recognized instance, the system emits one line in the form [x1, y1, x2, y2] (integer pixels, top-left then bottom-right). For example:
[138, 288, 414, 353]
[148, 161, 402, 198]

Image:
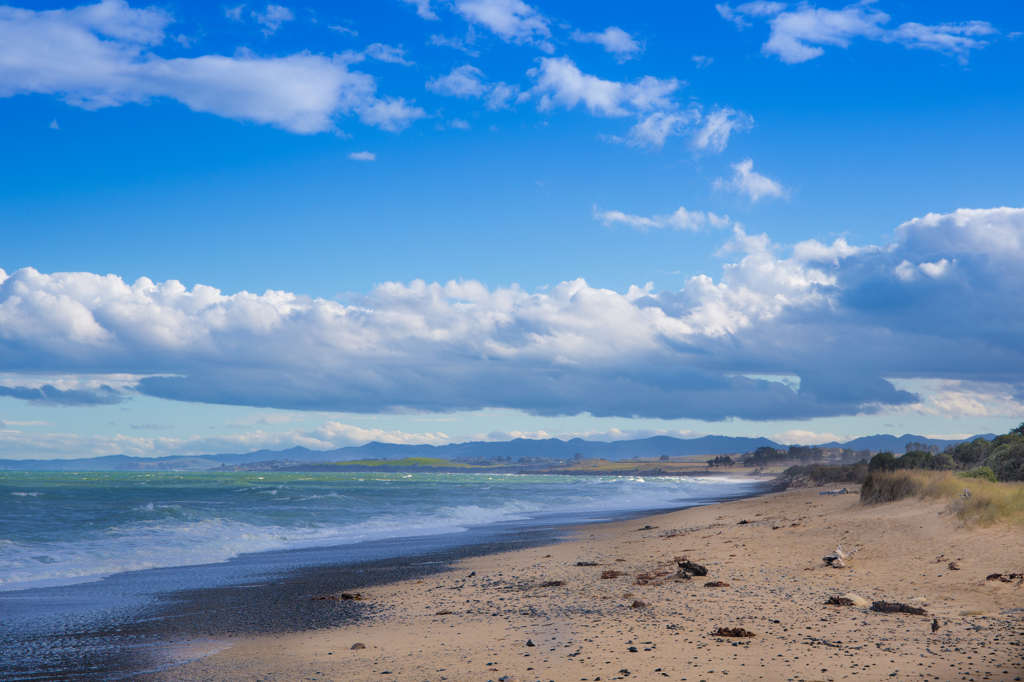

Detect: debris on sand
[309, 595, 339, 601]
[871, 601, 928, 615]
[675, 560, 708, 579]
[340, 592, 363, 600]
[631, 598, 650, 608]
[704, 581, 730, 588]
[350, 643, 366, 650]
[986, 572, 1024, 582]
[576, 561, 600, 566]
[537, 580, 566, 587]
[434, 609, 453, 615]
[711, 627, 756, 638]
[932, 619, 940, 632]
[737, 519, 750, 524]
[823, 544, 856, 568]
[844, 593, 870, 607]
[824, 596, 855, 606]
[526, 639, 536, 647]
[948, 561, 960, 570]
[601, 570, 624, 579]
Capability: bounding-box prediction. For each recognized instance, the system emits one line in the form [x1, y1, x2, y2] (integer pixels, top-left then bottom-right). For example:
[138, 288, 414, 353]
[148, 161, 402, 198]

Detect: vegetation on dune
[859, 469, 1024, 526]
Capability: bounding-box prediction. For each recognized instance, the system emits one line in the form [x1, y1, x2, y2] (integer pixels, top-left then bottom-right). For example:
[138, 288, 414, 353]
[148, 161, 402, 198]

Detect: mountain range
[0, 432, 996, 471]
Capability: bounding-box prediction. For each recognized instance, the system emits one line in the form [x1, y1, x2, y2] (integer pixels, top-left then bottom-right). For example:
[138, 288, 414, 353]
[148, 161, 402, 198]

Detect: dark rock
[627, 646, 638, 652]
[711, 627, 755, 638]
[947, 561, 960, 570]
[737, 520, 749, 524]
[340, 592, 362, 600]
[704, 581, 729, 588]
[538, 580, 566, 587]
[576, 561, 600, 566]
[351, 643, 366, 650]
[870, 601, 927, 615]
[824, 596, 854, 606]
[631, 599, 649, 608]
[526, 638, 536, 647]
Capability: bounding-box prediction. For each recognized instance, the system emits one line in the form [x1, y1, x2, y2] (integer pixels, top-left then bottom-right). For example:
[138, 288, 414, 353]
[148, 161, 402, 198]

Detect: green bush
[961, 466, 997, 483]
[869, 451, 896, 472]
[984, 443, 1024, 482]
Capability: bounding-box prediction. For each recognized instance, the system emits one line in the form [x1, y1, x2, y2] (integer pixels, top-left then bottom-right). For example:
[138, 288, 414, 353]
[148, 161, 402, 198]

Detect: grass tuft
[860, 470, 1024, 526]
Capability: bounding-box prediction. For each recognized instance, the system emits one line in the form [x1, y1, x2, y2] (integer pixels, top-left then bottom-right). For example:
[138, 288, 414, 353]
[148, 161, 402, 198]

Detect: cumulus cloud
[2, 207, 1023, 422]
[0, 0, 426, 134]
[348, 151, 376, 161]
[691, 55, 713, 68]
[252, 4, 292, 36]
[594, 206, 732, 233]
[718, 1, 997, 64]
[571, 26, 644, 62]
[528, 58, 750, 151]
[454, 0, 552, 52]
[426, 64, 520, 110]
[713, 158, 787, 201]
[398, 0, 439, 21]
[428, 33, 480, 57]
[691, 107, 754, 153]
[362, 43, 414, 65]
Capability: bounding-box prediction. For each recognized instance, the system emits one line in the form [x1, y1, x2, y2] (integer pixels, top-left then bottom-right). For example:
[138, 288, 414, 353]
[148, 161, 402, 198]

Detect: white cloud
[771, 429, 847, 445]
[425, 64, 520, 110]
[594, 205, 732, 233]
[691, 107, 754, 153]
[713, 158, 787, 202]
[888, 379, 1024, 420]
[427, 33, 480, 57]
[0, 0, 426, 134]
[627, 110, 699, 149]
[426, 64, 487, 98]
[454, 0, 552, 52]
[528, 58, 749, 151]
[719, 1, 997, 65]
[363, 43, 413, 65]
[449, 118, 470, 129]
[529, 56, 678, 117]
[225, 5, 245, 21]
[691, 55, 713, 68]
[49, 119, 59, 129]
[252, 4, 293, 36]
[398, 0, 439, 21]
[571, 26, 644, 62]
[894, 258, 953, 281]
[348, 151, 376, 161]
[328, 25, 357, 37]
[3, 207, 1023, 422]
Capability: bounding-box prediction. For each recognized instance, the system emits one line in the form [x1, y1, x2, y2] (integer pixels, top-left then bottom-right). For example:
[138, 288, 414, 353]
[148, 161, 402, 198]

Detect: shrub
[961, 466, 997, 483]
[869, 451, 896, 472]
[984, 443, 1024, 482]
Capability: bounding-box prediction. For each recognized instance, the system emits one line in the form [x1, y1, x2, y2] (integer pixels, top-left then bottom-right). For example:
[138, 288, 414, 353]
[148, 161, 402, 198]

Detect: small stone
[631, 598, 649, 608]
[526, 639, 536, 647]
[628, 646, 638, 652]
[351, 643, 367, 650]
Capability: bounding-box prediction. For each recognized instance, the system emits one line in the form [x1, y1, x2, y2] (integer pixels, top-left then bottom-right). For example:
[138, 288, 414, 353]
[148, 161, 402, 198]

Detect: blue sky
[0, 0, 1022, 458]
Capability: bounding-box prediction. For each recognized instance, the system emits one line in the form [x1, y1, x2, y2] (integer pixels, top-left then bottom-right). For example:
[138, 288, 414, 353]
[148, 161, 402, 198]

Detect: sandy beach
[142, 486, 1024, 682]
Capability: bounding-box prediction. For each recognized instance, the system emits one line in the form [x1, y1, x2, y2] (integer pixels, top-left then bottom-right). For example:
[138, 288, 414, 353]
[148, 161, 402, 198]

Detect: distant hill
[0, 432, 996, 471]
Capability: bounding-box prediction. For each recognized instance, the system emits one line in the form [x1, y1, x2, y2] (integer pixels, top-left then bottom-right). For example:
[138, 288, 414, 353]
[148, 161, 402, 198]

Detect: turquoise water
[0, 470, 756, 590]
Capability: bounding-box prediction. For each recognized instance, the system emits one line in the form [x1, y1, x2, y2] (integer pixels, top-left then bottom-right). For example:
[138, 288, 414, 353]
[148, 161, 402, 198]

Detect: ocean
[0, 470, 765, 679]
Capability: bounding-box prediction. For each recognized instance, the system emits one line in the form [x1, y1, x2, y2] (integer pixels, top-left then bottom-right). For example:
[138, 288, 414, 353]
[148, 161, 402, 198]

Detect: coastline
[139, 485, 1024, 682]
[1, 477, 771, 681]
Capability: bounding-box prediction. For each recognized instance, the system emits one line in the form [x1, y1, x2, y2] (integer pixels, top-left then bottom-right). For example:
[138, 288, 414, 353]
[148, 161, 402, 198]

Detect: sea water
[0, 470, 757, 591]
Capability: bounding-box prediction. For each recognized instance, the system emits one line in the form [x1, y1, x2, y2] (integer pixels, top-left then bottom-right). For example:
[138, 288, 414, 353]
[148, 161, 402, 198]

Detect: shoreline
[140, 485, 1024, 682]
[1, 479, 772, 681]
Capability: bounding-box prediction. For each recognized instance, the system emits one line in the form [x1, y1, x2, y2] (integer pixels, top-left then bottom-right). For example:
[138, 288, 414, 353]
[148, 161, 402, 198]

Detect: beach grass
[861, 469, 1024, 525]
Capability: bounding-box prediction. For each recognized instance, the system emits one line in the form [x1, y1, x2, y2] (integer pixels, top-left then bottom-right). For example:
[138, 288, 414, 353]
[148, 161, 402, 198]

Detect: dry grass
[860, 470, 1024, 526]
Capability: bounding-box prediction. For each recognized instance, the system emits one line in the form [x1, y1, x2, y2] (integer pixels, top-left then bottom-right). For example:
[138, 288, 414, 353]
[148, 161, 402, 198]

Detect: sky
[1, 0, 1023, 459]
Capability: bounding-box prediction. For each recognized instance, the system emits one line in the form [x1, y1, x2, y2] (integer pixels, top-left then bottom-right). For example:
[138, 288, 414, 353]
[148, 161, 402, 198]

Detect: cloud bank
[0, 0, 425, 133]
[2, 207, 1023, 422]
[718, 1, 997, 64]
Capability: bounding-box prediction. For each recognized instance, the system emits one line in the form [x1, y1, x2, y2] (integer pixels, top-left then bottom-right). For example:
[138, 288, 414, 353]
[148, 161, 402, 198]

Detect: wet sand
[141, 486, 1024, 682]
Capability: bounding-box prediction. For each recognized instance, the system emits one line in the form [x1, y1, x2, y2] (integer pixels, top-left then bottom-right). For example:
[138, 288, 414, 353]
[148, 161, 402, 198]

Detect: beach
[138, 485, 1024, 682]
